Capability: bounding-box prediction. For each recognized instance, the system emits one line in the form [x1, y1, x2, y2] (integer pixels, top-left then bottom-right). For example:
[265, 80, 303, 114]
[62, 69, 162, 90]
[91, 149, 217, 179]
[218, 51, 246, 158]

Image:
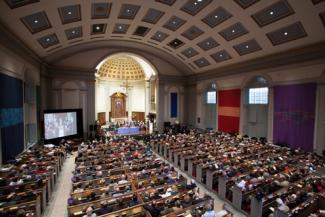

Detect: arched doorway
[94, 53, 157, 131]
[244, 76, 269, 139]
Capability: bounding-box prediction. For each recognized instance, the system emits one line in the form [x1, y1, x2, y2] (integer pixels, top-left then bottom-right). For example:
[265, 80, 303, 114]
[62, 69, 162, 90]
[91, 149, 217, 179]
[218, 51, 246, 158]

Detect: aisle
[43, 153, 76, 217]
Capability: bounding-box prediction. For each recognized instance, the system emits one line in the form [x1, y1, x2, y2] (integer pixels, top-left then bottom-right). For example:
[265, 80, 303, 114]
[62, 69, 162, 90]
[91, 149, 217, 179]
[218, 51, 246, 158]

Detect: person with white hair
[82, 206, 96, 217]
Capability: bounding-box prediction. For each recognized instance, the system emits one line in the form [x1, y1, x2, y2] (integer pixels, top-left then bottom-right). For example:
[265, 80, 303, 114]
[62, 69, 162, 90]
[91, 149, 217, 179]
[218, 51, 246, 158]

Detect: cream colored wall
[95, 80, 146, 122]
[46, 78, 95, 138]
[192, 61, 325, 153]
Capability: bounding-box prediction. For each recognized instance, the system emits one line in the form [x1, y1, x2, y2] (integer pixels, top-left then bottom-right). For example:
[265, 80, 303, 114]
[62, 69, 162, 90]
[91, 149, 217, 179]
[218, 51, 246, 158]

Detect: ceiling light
[194, 2, 197, 5]
[96, 26, 100, 30]
[126, 9, 130, 13]
[201, 61, 204, 63]
[33, 20, 38, 23]
[284, 32, 288, 36]
[118, 26, 122, 30]
[245, 45, 249, 48]
[67, 11, 72, 15]
[71, 30, 76, 34]
[232, 29, 235, 33]
[269, 11, 274, 15]
[214, 15, 218, 18]
[188, 50, 192, 53]
[46, 38, 50, 42]
[172, 21, 177, 24]
[219, 54, 223, 57]
[197, 0, 203, 2]
[206, 42, 210, 45]
[158, 34, 161, 37]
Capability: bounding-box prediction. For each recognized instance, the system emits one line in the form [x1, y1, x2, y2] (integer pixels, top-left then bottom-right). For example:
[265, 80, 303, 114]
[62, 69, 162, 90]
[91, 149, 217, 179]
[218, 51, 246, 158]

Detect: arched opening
[244, 76, 269, 139]
[203, 83, 217, 130]
[94, 53, 158, 133]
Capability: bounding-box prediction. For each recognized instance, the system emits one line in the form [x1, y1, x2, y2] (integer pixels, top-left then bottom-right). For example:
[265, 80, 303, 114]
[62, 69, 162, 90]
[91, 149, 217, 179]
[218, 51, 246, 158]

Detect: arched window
[248, 77, 269, 104]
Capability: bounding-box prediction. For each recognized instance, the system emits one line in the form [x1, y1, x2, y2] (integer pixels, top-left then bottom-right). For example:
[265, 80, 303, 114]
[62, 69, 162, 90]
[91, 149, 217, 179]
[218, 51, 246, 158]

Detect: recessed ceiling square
[202, 7, 232, 28]
[91, 23, 107, 34]
[21, 11, 51, 34]
[133, 26, 151, 37]
[142, 8, 165, 24]
[266, 22, 307, 45]
[118, 4, 140, 19]
[197, 37, 219, 51]
[65, 26, 82, 40]
[252, 0, 294, 27]
[5, 0, 39, 9]
[168, 38, 184, 49]
[58, 4, 81, 24]
[163, 16, 186, 31]
[210, 50, 232, 62]
[181, 47, 199, 58]
[311, 0, 325, 5]
[113, 23, 130, 34]
[194, 57, 210, 68]
[155, 0, 176, 6]
[181, 26, 204, 40]
[181, 0, 213, 16]
[38, 33, 59, 49]
[234, 0, 260, 9]
[219, 22, 248, 41]
[233, 39, 262, 56]
[151, 31, 169, 42]
[91, 3, 111, 19]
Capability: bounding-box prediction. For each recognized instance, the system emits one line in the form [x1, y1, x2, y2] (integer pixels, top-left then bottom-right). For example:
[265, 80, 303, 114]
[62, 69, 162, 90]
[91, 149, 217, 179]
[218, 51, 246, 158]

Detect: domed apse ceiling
[96, 55, 145, 81]
[0, 0, 325, 74]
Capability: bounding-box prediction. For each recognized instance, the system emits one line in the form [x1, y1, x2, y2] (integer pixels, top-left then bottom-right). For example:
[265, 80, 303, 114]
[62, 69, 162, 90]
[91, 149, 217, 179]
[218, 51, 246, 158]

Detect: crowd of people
[67, 137, 222, 217]
[0, 145, 66, 217]
[150, 131, 325, 217]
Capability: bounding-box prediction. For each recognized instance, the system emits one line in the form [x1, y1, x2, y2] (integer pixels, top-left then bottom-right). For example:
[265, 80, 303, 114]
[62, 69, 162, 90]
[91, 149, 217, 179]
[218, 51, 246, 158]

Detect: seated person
[97, 200, 113, 215]
[83, 206, 97, 217]
[202, 204, 217, 217]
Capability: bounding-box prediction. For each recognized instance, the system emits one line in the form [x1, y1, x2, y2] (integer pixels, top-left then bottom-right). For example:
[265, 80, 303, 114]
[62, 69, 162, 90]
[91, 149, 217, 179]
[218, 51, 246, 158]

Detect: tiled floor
[43, 153, 76, 217]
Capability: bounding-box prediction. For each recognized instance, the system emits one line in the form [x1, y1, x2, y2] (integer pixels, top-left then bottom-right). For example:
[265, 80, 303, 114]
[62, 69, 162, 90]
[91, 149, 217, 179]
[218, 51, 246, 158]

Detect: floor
[43, 153, 76, 217]
[44, 149, 247, 217]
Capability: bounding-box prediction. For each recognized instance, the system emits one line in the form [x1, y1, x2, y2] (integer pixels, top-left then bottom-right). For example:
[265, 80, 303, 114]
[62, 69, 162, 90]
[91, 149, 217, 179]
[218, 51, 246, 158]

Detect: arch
[241, 73, 274, 89]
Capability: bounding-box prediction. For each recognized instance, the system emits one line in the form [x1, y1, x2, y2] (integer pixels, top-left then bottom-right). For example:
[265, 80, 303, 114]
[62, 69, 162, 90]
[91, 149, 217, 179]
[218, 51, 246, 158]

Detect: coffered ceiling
[0, 0, 325, 75]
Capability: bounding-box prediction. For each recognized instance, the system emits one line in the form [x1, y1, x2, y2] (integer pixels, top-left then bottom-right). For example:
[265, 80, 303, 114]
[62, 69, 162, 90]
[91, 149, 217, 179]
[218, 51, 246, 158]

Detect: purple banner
[273, 83, 316, 152]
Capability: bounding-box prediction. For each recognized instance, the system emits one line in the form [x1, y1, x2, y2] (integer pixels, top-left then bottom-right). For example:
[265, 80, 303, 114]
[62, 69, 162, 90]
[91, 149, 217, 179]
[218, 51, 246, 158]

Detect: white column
[145, 80, 150, 117]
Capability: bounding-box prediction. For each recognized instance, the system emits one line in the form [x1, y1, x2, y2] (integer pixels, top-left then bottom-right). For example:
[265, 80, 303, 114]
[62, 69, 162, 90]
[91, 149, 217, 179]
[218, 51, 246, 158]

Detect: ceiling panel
[133, 26, 151, 37]
[91, 23, 107, 35]
[142, 8, 165, 24]
[197, 37, 219, 51]
[65, 26, 82, 40]
[252, 0, 294, 27]
[181, 26, 204, 40]
[234, 0, 260, 9]
[91, 3, 111, 19]
[38, 33, 59, 48]
[311, 0, 325, 5]
[112, 23, 130, 34]
[155, 0, 176, 6]
[181, 0, 213, 16]
[151, 31, 169, 42]
[5, 0, 39, 9]
[219, 22, 248, 41]
[163, 16, 186, 31]
[233, 39, 262, 55]
[168, 38, 184, 49]
[181, 47, 199, 58]
[20, 11, 51, 34]
[193, 57, 210, 67]
[266, 22, 307, 45]
[210, 50, 232, 62]
[58, 4, 81, 24]
[202, 7, 232, 28]
[118, 4, 140, 20]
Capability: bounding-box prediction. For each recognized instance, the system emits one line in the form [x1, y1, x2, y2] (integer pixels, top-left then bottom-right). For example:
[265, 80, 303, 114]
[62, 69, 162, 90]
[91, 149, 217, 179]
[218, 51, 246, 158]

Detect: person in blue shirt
[202, 204, 217, 217]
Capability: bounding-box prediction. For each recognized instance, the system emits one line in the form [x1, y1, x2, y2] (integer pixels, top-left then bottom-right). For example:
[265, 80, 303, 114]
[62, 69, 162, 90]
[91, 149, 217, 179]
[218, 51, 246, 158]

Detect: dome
[97, 55, 145, 80]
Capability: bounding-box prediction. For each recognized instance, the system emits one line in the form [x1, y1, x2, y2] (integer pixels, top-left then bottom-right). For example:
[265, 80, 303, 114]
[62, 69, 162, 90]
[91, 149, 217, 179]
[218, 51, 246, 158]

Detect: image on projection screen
[44, 112, 77, 140]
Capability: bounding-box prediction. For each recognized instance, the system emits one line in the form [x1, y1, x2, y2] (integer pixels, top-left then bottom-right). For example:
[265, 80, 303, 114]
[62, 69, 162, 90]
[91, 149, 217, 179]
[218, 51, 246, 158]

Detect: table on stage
[117, 127, 140, 135]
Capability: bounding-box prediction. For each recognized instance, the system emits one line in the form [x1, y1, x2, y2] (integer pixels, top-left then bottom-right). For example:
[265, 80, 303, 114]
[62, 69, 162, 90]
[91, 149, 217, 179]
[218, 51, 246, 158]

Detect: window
[206, 91, 216, 104]
[249, 87, 268, 104]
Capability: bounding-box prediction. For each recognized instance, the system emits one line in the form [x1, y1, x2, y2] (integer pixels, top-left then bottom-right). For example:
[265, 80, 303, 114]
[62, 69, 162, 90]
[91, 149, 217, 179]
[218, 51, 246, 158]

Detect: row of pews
[150, 132, 325, 217]
[68, 138, 219, 217]
[0, 144, 66, 217]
